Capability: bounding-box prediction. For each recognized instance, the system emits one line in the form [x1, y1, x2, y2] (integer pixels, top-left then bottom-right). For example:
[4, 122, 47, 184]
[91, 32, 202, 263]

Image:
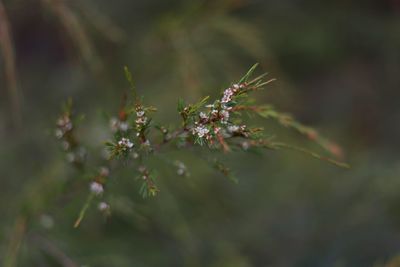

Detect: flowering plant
[55, 64, 349, 228]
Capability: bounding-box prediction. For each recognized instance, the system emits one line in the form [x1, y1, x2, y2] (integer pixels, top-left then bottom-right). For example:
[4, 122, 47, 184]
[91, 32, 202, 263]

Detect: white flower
[135, 117, 147, 125]
[119, 121, 129, 132]
[109, 117, 119, 132]
[142, 140, 151, 147]
[193, 125, 209, 138]
[136, 110, 145, 117]
[55, 129, 63, 139]
[110, 117, 130, 132]
[205, 104, 214, 108]
[138, 165, 146, 173]
[98, 202, 110, 211]
[99, 167, 109, 177]
[40, 214, 54, 229]
[90, 181, 104, 195]
[214, 127, 221, 134]
[175, 161, 188, 176]
[57, 116, 73, 131]
[221, 88, 234, 103]
[199, 112, 208, 120]
[118, 137, 134, 150]
[227, 125, 240, 133]
[220, 110, 230, 124]
[242, 141, 250, 150]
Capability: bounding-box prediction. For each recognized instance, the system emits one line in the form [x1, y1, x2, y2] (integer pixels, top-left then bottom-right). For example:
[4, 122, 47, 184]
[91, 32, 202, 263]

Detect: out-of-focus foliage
[1, 0, 400, 266]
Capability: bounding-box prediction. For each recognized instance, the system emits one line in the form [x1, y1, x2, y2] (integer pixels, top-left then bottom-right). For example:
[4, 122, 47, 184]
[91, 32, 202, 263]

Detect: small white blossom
[221, 88, 234, 103]
[57, 116, 73, 132]
[99, 167, 109, 177]
[119, 121, 129, 132]
[138, 165, 146, 173]
[193, 125, 209, 138]
[135, 117, 147, 125]
[175, 161, 189, 176]
[143, 140, 151, 146]
[109, 117, 119, 132]
[98, 202, 110, 211]
[136, 110, 145, 117]
[227, 125, 240, 133]
[55, 129, 63, 139]
[110, 117, 129, 132]
[199, 112, 208, 120]
[90, 181, 104, 195]
[118, 137, 134, 150]
[220, 110, 230, 124]
[40, 214, 54, 229]
[242, 141, 250, 150]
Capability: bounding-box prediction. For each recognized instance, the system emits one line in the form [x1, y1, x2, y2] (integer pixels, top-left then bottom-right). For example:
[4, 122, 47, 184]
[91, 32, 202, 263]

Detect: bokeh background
[1, 0, 400, 266]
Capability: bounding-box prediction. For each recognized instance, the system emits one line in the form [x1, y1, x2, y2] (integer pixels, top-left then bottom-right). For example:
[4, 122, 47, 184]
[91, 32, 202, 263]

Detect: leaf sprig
[55, 64, 349, 228]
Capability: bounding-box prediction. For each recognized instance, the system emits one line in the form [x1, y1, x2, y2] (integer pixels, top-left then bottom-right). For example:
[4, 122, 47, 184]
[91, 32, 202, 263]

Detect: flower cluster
[118, 137, 134, 151]
[187, 83, 248, 149]
[192, 124, 210, 139]
[55, 115, 73, 138]
[135, 107, 148, 132]
[109, 117, 129, 133]
[55, 107, 87, 166]
[65, 147, 87, 164]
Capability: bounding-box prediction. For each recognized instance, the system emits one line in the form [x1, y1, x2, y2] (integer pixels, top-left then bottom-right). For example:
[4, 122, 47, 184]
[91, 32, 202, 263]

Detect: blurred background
[1, 0, 400, 266]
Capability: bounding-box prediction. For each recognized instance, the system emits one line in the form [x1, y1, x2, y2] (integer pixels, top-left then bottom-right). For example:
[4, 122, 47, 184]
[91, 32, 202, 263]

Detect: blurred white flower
[90, 181, 104, 195]
[99, 167, 109, 177]
[40, 214, 54, 229]
[98, 202, 110, 211]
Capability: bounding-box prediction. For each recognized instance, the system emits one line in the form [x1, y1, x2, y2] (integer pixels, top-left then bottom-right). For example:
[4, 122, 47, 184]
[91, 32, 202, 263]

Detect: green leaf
[124, 66, 136, 99]
[177, 98, 186, 113]
[239, 63, 259, 83]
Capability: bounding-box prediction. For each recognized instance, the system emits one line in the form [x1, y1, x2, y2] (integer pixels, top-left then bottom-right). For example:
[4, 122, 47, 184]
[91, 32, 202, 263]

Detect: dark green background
[1, 0, 400, 266]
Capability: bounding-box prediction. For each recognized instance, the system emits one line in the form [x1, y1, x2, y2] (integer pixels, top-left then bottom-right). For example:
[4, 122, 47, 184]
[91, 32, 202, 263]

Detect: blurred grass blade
[42, 0, 102, 74]
[0, 0, 22, 128]
[3, 215, 26, 267]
